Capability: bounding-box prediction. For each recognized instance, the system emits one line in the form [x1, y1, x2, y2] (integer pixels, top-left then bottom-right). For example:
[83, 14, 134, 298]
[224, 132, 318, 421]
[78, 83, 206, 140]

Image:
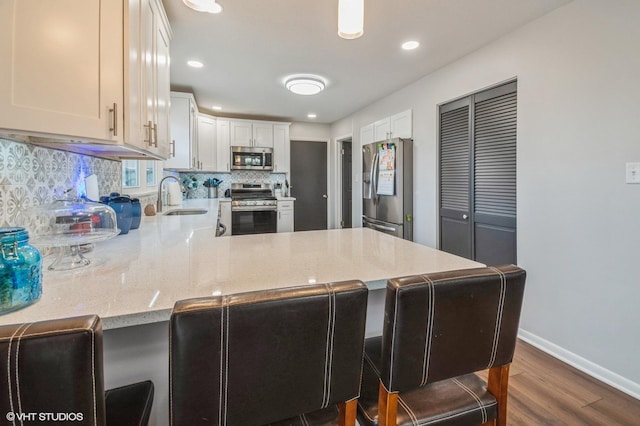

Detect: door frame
[290, 137, 331, 229]
[335, 133, 353, 229]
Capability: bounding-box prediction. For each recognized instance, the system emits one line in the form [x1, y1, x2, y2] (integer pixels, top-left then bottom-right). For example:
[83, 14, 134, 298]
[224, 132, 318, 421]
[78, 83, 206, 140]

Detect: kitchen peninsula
[0, 199, 482, 425]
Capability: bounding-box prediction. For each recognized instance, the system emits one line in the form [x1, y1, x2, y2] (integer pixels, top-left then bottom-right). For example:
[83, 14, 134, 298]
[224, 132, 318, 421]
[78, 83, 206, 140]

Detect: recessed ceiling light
[183, 0, 222, 14]
[284, 76, 326, 96]
[187, 60, 204, 68]
[401, 41, 420, 50]
[212, 106, 222, 111]
[307, 113, 317, 119]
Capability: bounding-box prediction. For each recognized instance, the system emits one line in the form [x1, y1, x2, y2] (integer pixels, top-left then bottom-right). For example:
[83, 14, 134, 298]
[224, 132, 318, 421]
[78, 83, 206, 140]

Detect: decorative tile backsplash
[0, 138, 121, 228]
[177, 170, 286, 199]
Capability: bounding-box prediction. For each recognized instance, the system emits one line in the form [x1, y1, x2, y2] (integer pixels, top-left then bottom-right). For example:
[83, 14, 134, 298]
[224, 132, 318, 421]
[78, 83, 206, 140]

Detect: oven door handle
[231, 205, 278, 212]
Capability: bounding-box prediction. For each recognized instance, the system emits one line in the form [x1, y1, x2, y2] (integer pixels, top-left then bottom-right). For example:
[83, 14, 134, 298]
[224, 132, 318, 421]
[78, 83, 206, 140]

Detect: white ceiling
[163, 0, 571, 124]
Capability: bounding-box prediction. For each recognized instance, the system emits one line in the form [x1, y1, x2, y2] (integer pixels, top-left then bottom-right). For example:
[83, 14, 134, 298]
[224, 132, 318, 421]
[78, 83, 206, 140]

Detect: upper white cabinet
[361, 123, 374, 146]
[367, 110, 413, 143]
[165, 92, 197, 169]
[390, 110, 412, 139]
[216, 119, 231, 172]
[273, 123, 291, 173]
[0, 0, 172, 159]
[197, 113, 217, 171]
[126, 0, 172, 156]
[0, 0, 124, 143]
[373, 118, 391, 142]
[230, 120, 274, 148]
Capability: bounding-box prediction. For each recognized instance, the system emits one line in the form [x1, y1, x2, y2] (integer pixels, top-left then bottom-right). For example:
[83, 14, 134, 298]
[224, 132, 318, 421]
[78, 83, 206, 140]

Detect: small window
[123, 160, 140, 188]
[146, 161, 157, 185]
[122, 160, 159, 194]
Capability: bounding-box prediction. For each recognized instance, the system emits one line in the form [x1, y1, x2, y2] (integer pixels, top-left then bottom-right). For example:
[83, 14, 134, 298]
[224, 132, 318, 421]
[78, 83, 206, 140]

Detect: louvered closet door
[439, 81, 517, 264]
[473, 82, 517, 265]
[439, 97, 472, 259]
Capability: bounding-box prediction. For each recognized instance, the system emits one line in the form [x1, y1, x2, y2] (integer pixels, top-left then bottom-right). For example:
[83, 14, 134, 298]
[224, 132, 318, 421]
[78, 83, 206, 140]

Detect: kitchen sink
[163, 208, 208, 216]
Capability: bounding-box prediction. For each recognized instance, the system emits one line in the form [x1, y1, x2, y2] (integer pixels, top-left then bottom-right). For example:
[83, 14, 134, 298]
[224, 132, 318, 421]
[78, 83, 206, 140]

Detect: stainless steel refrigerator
[362, 138, 413, 240]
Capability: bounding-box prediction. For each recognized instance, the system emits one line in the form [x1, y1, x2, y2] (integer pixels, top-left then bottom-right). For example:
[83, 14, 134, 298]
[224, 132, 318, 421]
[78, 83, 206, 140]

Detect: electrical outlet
[626, 162, 640, 184]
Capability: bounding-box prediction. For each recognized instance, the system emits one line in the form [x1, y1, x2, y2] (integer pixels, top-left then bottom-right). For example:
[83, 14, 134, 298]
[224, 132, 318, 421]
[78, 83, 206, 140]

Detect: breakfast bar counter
[0, 198, 482, 329]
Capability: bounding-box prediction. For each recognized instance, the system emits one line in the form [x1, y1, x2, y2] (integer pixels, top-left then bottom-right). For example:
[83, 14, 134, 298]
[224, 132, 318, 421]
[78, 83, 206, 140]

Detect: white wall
[290, 122, 331, 141]
[332, 0, 640, 396]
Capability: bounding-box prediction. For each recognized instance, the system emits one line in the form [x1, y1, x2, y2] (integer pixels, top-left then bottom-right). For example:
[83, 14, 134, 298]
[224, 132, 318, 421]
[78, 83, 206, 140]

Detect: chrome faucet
[157, 175, 186, 213]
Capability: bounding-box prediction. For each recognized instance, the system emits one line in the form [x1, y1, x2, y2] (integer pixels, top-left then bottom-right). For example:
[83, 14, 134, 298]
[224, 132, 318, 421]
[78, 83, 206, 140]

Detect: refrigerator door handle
[372, 151, 379, 204]
[368, 152, 377, 200]
[368, 222, 397, 232]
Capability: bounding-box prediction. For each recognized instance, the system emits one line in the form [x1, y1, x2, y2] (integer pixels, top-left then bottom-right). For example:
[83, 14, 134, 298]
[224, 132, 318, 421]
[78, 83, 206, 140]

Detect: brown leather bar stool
[0, 315, 154, 426]
[357, 265, 526, 426]
[170, 281, 368, 426]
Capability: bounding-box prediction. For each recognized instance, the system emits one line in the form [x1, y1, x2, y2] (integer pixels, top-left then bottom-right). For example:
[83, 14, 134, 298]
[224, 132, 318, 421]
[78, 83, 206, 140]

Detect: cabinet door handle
[170, 140, 176, 157]
[109, 103, 118, 136]
[152, 123, 158, 147]
[144, 121, 152, 146]
[193, 157, 196, 168]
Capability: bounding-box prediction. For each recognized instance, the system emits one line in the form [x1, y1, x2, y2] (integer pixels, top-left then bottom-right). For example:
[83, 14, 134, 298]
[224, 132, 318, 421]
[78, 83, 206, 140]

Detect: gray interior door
[291, 140, 327, 231]
[473, 83, 517, 265]
[439, 81, 517, 266]
[341, 141, 352, 228]
[439, 98, 472, 259]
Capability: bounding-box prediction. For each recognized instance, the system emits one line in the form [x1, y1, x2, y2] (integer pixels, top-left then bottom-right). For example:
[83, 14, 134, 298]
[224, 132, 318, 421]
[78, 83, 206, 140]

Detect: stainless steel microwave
[230, 146, 273, 171]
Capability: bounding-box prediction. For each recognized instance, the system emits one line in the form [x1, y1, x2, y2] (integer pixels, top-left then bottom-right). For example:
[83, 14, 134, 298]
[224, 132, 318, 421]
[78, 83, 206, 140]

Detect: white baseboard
[518, 329, 640, 400]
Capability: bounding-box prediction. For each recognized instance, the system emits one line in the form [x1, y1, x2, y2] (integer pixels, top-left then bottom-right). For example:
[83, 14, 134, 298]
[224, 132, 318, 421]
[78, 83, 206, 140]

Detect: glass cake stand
[30, 198, 120, 270]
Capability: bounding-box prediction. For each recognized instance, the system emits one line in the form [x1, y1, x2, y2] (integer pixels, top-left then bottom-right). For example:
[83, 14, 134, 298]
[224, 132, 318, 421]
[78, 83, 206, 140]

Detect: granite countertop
[0, 199, 482, 329]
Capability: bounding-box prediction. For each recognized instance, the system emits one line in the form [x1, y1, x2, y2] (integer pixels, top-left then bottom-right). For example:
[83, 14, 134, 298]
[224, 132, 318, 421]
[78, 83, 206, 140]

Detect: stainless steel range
[231, 183, 277, 235]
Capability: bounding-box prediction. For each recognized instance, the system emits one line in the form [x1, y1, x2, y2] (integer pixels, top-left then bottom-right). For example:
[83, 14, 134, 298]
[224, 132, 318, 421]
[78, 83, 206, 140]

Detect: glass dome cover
[29, 198, 120, 270]
[30, 198, 120, 246]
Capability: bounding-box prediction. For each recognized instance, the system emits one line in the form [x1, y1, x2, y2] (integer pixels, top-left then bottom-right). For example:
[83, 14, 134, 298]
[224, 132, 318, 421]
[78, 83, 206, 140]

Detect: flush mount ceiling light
[402, 40, 420, 50]
[285, 76, 326, 96]
[187, 60, 204, 68]
[307, 113, 317, 119]
[212, 106, 222, 111]
[183, 0, 222, 14]
[338, 0, 364, 39]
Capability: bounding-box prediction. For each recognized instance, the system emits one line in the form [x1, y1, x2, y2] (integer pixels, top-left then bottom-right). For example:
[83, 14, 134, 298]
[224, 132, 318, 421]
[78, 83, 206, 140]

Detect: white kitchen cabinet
[165, 92, 198, 169]
[125, 0, 172, 156]
[373, 118, 391, 142]
[0, 0, 124, 143]
[216, 119, 231, 172]
[361, 123, 374, 146]
[368, 109, 413, 142]
[0, 0, 172, 159]
[197, 114, 217, 170]
[277, 200, 295, 233]
[230, 120, 274, 148]
[219, 200, 232, 236]
[273, 123, 291, 173]
[390, 110, 412, 139]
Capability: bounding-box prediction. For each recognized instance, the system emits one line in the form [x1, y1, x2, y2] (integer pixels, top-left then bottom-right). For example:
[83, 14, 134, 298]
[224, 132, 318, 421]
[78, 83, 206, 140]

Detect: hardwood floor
[477, 340, 640, 425]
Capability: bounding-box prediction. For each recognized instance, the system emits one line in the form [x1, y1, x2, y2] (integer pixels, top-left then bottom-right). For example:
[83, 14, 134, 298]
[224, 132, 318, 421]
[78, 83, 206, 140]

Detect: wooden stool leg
[377, 381, 398, 426]
[338, 399, 357, 426]
[488, 365, 511, 426]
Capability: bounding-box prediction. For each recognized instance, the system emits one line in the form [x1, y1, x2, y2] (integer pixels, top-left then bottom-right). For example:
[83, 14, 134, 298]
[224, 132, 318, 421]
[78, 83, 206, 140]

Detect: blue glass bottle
[0, 228, 42, 315]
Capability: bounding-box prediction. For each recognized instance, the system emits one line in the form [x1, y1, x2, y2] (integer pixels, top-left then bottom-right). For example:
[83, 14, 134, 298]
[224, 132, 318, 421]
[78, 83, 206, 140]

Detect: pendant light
[183, 0, 222, 14]
[338, 0, 364, 39]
